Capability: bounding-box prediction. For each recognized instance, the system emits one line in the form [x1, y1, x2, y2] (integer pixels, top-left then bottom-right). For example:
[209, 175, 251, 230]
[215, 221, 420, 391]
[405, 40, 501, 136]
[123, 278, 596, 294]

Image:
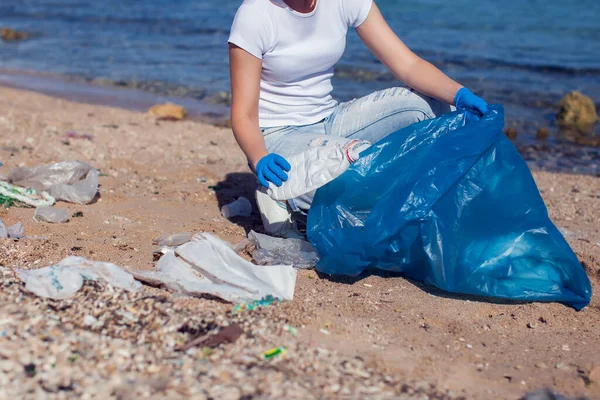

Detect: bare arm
[356, 3, 462, 105]
[229, 43, 268, 168]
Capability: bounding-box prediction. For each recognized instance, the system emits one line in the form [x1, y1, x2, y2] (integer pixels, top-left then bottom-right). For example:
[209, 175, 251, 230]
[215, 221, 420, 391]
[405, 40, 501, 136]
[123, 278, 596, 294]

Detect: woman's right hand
[255, 153, 291, 188]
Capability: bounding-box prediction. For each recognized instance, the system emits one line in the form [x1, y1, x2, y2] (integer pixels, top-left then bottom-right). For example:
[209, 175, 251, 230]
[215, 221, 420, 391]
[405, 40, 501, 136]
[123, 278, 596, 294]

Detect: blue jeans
[261, 87, 453, 211]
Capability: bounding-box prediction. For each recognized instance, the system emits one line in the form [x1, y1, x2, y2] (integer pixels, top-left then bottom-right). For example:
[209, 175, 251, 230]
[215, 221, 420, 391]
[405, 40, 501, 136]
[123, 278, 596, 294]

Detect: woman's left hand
[454, 88, 488, 121]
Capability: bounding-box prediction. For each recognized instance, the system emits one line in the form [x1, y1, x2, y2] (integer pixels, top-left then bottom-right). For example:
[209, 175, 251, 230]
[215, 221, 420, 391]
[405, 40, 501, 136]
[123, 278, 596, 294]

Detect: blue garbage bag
[307, 105, 592, 310]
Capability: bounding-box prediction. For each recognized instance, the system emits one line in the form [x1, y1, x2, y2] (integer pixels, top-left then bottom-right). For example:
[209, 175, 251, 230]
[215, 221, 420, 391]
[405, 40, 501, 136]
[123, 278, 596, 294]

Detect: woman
[228, 0, 487, 237]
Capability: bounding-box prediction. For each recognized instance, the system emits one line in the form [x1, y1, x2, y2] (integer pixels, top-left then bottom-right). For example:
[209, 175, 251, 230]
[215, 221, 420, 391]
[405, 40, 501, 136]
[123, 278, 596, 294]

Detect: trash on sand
[521, 388, 574, 400]
[181, 323, 244, 351]
[0, 180, 55, 208]
[65, 131, 94, 141]
[7, 161, 99, 205]
[221, 197, 252, 218]
[176, 233, 297, 300]
[153, 232, 192, 247]
[0, 217, 24, 239]
[18, 256, 142, 299]
[34, 206, 70, 223]
[263, 346, 287, 360]
[284, 325, 298, 336]
[231, 295, 278, 314]
[133, 233, 297, 303]
[133, 249, 258, 302]
[308, 105, 592, 310]
[248, 230, 319, 269]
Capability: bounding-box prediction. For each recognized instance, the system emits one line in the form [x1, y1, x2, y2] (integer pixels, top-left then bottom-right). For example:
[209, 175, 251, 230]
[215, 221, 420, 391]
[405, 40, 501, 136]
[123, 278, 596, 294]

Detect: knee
[371, 87, 440, 120]
[403, 89, 452, 119]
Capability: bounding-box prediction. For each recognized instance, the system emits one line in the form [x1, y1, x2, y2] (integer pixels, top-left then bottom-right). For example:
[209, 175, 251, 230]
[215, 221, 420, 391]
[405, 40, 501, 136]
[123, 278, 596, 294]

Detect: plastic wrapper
[18, 256, 142, 299]
[175, 233, 297, 301]
[248, 230, 319, 269]
[0, 218, 24, 239]
[133, 250, 263, 303]
[153, 232, 193, 247]
[308, 106, 592, 310]
[8, 160, 99, 204]
[34, 206, 70, 223]
[134, 233, 297, 302]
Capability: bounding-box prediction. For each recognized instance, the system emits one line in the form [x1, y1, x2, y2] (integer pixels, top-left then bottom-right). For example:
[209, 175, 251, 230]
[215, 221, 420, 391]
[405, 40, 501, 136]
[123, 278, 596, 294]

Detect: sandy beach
[0, 85, 599, 399]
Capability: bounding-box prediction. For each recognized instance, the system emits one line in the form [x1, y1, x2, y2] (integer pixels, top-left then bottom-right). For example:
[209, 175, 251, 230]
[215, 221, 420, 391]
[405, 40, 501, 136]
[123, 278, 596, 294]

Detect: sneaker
[255, 188, 303, 239]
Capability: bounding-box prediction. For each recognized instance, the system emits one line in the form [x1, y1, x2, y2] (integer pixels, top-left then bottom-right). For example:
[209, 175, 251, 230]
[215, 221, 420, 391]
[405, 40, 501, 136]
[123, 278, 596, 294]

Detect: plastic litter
[262, 346, 287, 359]
[34, 206, 70, 223]
[0, 180, 55, 208]
[153, 232, 192, 247]
[521, 389, 573, 400]
[176, 233, 296, 301]
[308, 105, 592, 310]
[133, 233, 297, 302]
[221, 197, 252, 218]
[65, 131, 93, 141]
[18, 256, 142, 299]
[7, 160, 99, 204]
[231, 295, 278, 314]
[0, 217, 24, 239]
[284, 325, 298, 336]
[133, 249, 259, 302]
[267, 138, 371, 201]
[248, 230, 319, 269]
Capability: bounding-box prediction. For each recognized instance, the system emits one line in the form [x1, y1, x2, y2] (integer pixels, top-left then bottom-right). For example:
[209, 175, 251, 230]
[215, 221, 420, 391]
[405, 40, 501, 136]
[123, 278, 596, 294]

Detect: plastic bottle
[267, 138, 370, 201]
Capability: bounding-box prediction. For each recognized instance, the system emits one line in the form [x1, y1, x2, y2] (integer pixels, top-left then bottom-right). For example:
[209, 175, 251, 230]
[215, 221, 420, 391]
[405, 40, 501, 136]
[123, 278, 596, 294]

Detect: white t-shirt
[228, 0, 373, 128]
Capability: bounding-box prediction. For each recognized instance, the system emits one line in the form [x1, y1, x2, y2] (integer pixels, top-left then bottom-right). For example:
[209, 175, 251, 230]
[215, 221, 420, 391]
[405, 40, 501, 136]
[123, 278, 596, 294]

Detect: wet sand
[0, 85, 599, 399]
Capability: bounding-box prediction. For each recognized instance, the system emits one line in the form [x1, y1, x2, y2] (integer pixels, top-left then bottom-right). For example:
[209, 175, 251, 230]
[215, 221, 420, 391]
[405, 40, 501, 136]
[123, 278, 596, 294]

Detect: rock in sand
[148, 103, 187, 121]
[1, 28, 29, 42]
[536, 127, 549, 141]
[556, 91, 598, 134]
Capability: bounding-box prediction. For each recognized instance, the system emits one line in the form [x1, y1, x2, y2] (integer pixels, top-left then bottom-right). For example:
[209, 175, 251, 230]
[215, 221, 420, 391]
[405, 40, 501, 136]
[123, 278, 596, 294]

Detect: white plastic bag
[34, 207, 70, 223]
[135, 233, 297, 302]
[18, 256, 141, 299]
[0, 218, 24, 239]
[267, 138, 370, 200]
[132, 250, 257, 302]
[8, 161, 99, 204]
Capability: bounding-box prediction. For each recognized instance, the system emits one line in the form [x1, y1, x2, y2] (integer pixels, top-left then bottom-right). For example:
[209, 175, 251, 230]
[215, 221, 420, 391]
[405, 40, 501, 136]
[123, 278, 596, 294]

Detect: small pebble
[536, 127, 549, 140]
[504, 127, 518, 140]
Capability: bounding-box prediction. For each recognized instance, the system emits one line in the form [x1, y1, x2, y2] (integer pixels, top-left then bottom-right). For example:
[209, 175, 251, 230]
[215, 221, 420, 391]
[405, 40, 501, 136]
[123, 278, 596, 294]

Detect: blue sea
[1, 0, 599, 139]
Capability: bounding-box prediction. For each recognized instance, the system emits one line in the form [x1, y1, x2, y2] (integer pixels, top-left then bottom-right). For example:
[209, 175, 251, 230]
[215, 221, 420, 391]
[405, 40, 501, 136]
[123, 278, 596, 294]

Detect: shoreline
[0, 68, 230, 126]
[1, 68, 599, 177]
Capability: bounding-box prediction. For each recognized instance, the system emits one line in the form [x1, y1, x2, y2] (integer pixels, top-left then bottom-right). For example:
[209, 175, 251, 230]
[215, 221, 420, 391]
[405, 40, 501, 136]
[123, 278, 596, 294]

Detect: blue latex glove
[454, 87, 488, 121]
[255, 153, 291, 188]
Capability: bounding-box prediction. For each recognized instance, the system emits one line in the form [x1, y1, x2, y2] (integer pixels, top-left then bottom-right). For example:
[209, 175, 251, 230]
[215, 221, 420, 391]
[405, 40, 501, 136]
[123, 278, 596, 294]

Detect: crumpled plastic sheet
[153, 232, 193, 247]
[308, 105, 592, 310]
[133, 232, 297, 303]
[0, 217, 24, 239]
[34, 206, 70, 223]
[18, 256, 142, 299]
[8, 160, 99, 205]
[248, 230, 319, 269]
